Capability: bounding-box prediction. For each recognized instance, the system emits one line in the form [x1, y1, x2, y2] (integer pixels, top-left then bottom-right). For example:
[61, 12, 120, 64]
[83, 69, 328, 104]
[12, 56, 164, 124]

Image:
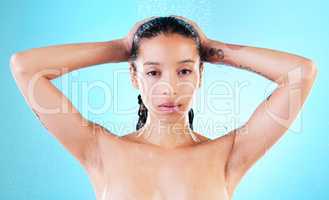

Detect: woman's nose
[161, 85, 177, 96]
[160, 76, 178, 96]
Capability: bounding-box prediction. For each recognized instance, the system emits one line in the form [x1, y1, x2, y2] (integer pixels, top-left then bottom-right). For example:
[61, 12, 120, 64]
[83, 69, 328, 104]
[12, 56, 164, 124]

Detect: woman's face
[130, 33, 204, 119]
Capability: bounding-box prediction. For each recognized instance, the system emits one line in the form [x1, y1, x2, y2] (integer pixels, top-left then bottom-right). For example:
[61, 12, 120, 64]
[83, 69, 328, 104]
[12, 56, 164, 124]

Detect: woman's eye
[146, 69, 191, 77]
[146, 71, 160, 76]
[179, 69, 192, 76]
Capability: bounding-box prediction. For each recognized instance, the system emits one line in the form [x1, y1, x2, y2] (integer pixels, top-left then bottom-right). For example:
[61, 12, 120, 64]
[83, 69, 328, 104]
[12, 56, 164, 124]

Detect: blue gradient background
[1, 0, 328, 199]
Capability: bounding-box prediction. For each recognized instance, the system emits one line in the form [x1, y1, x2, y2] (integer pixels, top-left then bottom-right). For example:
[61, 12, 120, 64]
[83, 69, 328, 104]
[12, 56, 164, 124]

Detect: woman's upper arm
[223, 63, 318, 195]
[10, 58, 111, 168]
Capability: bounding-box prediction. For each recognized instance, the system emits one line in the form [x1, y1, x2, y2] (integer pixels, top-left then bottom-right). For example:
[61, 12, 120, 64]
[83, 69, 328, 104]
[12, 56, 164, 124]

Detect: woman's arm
[11, 39, 128, 79]
[203, 39, 318, 196]
[10, 38, 128, 169]
[202, 39, 316, 84]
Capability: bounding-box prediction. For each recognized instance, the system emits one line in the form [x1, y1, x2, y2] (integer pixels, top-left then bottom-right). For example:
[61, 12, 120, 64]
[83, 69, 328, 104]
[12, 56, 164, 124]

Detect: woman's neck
[135, 113, 200, 149]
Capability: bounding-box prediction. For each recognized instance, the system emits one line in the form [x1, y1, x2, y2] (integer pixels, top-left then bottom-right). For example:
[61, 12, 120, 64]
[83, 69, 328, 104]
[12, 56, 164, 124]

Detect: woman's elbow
[302, 59, 318, 81]
[10, 52, 29, 74]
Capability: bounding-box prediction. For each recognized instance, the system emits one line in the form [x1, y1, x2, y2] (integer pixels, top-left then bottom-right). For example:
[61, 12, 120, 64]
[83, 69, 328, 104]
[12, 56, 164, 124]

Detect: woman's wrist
[202, 39, 227, 64]
[118, 37, 131, 61]
[101, 38, 130, 63]
[202, 39, 248, 67]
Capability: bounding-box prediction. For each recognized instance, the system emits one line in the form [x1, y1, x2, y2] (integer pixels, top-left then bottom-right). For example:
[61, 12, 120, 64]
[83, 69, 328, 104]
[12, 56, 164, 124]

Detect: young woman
[10, 16, 317, 200]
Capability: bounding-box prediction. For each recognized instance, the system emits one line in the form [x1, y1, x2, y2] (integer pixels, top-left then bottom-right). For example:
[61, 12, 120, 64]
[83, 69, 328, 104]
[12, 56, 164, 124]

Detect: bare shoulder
[93, 123, 120, 142]
[213, 131, 236, 146]
[194, 130, 235, 147]
[193, 131, 212, 143]
[119, 131, 142, 143]
[196, 131, 236, 159]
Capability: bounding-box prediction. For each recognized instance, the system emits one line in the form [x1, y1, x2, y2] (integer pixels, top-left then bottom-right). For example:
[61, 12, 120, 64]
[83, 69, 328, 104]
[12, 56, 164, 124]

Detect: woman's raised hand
[122, 15, 213, 62]
[169, 15, 209, 49]
[123, 16, 158, 56]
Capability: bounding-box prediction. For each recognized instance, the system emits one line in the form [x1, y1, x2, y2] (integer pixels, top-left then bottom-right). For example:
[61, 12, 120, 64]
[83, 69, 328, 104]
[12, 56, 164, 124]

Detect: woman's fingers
[171, 15, 208, 46]
[124, 16, 158, 54]
[124, 16, 157, 52]
[134, 16, 158, 30]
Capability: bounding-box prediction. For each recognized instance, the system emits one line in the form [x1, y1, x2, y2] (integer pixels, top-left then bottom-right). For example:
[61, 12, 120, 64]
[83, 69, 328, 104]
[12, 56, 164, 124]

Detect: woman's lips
[158, 103, 181, 112]
[159, 102, 180, 107]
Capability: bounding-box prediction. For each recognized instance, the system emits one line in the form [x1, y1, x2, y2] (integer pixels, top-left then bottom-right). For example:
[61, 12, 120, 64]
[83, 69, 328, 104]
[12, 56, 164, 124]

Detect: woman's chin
[153, 109, 188, 121]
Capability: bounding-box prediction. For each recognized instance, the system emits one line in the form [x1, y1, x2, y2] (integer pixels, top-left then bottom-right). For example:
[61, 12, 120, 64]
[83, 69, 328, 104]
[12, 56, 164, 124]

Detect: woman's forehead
[137, 34, 199, 62]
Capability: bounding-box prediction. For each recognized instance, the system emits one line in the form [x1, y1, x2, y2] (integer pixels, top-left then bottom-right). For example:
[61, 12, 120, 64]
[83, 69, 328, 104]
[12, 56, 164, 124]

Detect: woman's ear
[129, 62, 139, 89]
[198, 62, 204, 88]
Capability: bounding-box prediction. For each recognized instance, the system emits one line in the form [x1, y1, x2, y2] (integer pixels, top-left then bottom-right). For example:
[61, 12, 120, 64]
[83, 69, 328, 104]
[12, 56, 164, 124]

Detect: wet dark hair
[130, 16, 203, 131]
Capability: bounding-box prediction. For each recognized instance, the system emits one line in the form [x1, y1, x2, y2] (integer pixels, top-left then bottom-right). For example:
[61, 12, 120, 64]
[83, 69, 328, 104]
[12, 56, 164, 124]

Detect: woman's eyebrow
[143, 59, 195, 66]
[143, 61, 160, 66]
[177, 59, 195, 64]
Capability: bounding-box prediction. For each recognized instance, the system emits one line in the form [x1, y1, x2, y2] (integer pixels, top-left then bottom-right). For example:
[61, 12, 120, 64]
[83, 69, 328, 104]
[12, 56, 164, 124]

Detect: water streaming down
[136, 0, 212, 31]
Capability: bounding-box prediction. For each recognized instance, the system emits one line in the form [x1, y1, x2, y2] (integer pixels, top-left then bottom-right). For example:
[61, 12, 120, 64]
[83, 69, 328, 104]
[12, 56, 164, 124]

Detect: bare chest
[87, 139, 230, 200]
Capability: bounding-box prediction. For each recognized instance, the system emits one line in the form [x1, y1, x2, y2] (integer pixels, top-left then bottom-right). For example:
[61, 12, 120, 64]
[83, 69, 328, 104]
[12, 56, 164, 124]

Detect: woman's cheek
[138, 75, 154, 92]
[143, 78, 158, 95]
[142, 79, 160, 106]
[180, 75, 198, 93]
